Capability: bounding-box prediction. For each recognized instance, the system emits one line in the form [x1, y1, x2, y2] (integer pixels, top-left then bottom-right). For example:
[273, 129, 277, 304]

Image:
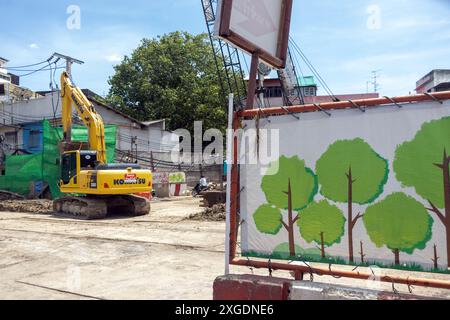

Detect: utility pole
[131, 136, 138, 164]
[51, 52, 84, 77]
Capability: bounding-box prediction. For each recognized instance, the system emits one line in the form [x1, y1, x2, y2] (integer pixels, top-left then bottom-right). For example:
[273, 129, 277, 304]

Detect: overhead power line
[289, 37, 339, 102]
[5, 59, 50, 69]
[8, 66, 65, 72]
[16, 64, 55, 78]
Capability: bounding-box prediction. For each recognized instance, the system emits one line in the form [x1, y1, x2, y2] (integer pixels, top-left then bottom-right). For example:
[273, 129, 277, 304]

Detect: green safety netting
[0, 120, 117, 199]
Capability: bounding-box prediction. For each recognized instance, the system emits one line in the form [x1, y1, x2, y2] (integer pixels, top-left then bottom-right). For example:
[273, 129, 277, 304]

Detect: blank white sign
[229, 0, 283, 57]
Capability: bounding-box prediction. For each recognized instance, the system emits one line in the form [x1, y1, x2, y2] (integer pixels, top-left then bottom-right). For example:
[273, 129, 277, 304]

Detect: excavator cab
[79, 151, 98, 170]
[61, 151, 98, 185]
[61, 152, 77, 185]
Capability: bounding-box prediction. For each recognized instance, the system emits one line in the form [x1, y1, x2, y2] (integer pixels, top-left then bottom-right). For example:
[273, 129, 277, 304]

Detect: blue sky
[1, 0, 449, 97]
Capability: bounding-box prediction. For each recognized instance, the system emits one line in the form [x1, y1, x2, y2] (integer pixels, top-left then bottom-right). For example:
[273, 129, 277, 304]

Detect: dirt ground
[0, 197, 449, 300]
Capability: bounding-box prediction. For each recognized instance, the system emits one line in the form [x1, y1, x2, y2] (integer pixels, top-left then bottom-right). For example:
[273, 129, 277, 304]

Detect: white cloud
[387, 18, 450, 30]
[105, 54, 122, 63]
[341, 48, 450, 71]
[29, 43, 39, 49]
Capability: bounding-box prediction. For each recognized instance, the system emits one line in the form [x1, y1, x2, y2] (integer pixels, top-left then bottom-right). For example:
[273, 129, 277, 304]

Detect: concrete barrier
[213, 274, 290, 300]
[213, 275, 432, 300]
[289, 281, 428, 300]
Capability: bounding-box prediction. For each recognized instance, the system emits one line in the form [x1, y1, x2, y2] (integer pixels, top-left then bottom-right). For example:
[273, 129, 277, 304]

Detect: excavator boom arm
[61, 72, 107, 164]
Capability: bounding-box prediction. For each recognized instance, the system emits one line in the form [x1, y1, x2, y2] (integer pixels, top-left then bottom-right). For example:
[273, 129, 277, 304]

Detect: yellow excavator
[53, 72, 152, 219]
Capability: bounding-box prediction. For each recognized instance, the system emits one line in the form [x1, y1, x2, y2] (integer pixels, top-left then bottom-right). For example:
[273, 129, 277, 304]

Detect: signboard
[153, 172, 169, 185]
[169, 172, 186, 184]
[240, 100, 450, 274]
[215, 0, 293, 69]
[153, 172, 186, 184]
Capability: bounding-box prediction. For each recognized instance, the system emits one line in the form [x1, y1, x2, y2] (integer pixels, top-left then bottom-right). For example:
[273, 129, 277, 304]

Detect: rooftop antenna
[371, 69, 381, 93]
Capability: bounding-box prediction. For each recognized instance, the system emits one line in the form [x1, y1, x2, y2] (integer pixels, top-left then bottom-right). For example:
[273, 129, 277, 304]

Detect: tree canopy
[316, 138, 388, 204]
[298, 200, 346, 247]
[261, 156, 318, 211]
[253, 156, 318, 257]
[253, 204, 283, 235]
[107, 31, 232, 132]
[363, 193, 433, 255]
[394, 117, 450, 209]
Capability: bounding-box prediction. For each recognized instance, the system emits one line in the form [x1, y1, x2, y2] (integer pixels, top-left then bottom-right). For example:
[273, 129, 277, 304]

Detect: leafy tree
[316, 138, 388, 262]
[107, 31, 238, 133]
[297, 200, 346, 258]
[394, 117, 450, 267]
[253, 156, 318, 257]
[363, 193, 433, 265]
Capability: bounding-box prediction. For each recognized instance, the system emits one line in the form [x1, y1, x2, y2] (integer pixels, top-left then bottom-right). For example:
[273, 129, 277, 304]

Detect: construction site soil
[188, 204, 226, 222]
[0, 197, 449, 299]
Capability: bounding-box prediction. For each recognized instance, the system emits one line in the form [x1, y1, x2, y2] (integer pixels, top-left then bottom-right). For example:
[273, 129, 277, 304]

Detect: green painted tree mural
[394, 117, 450, 267]
[316, 138, 388, 262]
[253, 156, 318, 257]
[297, 200, 346, 258]
[363, 193, 433, 265]
[272, 243, 321, 260]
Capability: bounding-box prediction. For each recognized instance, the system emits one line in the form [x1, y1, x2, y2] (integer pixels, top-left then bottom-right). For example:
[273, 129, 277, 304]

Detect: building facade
[0, 91, 178, 170]
[416, 70, 450, 93]
[0, 57, 42, 103]
[260, 76, 378, 107]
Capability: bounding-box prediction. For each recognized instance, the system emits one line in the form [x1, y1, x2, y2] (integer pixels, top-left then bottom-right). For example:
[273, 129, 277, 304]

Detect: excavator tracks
[53, 195, 150, 220]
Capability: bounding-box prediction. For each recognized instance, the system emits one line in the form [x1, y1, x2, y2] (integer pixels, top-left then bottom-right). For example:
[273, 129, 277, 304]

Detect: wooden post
[246, 53, 259, 110]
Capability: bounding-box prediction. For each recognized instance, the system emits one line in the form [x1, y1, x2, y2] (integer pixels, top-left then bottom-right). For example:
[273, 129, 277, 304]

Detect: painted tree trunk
[347, 167, 355, 263]
[287, 179, 296, 257]
[360, 241, 365, 264]
[393, 249, 400, 265]
[427, 151, 450, 268]
[320, 232, 325, 259]
[443, 155, 450, 268]
[432, 244, 439, 269]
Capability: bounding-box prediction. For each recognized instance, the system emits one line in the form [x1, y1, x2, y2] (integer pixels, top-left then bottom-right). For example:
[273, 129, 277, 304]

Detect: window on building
[301, 86, 317, 97]
[28, 130, 41, 149]
[5, 131, 17, 149]
[0, 83, 6, 96]
[265, 87, 283, 98]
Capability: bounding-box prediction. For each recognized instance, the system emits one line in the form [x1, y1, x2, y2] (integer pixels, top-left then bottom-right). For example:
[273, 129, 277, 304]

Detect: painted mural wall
[240, 100, 450, 273]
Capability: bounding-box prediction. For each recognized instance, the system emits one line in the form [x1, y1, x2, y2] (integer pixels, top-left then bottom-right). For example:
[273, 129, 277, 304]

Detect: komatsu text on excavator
[53, 72, 152, 219]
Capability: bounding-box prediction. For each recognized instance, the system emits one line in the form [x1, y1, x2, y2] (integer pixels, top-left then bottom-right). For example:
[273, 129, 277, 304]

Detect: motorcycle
[191, 184, 209, 197]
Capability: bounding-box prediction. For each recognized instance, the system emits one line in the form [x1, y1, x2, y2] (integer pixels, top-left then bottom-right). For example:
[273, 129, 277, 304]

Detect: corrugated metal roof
[36, 89, 166, 128]
[141, 120, 165, 126]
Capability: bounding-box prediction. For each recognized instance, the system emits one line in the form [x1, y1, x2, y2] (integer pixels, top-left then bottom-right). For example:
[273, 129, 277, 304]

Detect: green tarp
[0, 120, 117, 198]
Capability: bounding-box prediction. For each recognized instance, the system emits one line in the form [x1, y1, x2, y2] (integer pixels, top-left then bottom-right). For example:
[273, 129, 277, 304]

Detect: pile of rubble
[0, 191, 26, 201]
[0, 200, 53, 214]
[0, 191, 53, 214]
[189, 203, 226, 222]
